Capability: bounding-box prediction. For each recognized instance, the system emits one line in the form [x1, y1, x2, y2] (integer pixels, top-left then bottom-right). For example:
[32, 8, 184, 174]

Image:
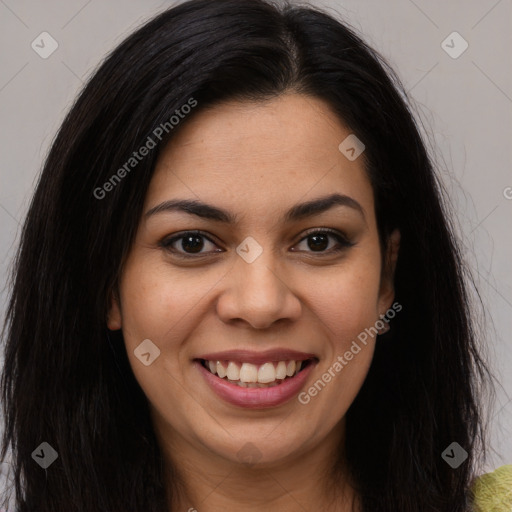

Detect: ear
[377, 229, 400, 314]
[107, 288, 122, 331]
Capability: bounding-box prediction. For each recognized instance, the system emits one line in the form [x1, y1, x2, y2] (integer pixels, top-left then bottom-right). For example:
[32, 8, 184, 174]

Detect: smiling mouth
[197, 358, 316, 388]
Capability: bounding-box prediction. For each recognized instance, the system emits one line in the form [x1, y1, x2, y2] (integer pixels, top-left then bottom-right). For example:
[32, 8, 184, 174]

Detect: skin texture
[107, 93, 400, 511]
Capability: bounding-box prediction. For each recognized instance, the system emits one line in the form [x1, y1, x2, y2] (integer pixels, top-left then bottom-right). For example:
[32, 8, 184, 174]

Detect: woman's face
[108, 93, 398, 470]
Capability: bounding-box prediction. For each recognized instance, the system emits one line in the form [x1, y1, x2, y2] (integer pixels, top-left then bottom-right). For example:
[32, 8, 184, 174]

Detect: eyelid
[299, 227, 352, 244]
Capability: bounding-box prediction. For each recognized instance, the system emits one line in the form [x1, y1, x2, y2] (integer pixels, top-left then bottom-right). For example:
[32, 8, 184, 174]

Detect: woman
[1, 0, 510, 510]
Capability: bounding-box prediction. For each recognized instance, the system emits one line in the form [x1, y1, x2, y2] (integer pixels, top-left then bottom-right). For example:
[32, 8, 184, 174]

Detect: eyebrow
[145, 193, 365, 223]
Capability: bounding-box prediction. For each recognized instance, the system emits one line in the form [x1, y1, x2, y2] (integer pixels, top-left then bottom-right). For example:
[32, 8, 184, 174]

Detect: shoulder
[471, 465, 512, 512]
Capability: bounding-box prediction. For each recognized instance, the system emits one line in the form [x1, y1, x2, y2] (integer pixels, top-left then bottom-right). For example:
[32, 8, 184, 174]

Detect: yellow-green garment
[471, 465, 512, 511]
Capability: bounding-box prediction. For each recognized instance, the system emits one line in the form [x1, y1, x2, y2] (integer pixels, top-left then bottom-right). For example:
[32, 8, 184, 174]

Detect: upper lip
[196, 349, 318, 365]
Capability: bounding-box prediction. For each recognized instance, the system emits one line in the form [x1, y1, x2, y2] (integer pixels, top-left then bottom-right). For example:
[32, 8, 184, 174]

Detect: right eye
[160, 230, 224, 258]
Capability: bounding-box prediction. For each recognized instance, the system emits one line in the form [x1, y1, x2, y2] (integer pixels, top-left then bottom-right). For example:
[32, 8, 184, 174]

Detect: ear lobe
[107, 290, 122, 331]
[378, 229, 401, 311]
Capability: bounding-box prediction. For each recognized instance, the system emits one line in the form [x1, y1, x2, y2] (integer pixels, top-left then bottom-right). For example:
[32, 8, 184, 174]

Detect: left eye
[292, 229, 353, 254]
[160, 229, 352, 258]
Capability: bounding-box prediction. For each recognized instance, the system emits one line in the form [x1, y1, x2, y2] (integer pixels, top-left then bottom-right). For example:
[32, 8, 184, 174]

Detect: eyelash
[159, 228, 354, 259]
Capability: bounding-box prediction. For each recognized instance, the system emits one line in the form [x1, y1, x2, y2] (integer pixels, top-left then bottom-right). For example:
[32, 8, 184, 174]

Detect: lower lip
[194, 359, 317, 409]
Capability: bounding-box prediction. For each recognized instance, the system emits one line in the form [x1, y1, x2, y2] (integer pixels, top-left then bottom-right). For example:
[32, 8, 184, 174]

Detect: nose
[216, 249, 302, 330]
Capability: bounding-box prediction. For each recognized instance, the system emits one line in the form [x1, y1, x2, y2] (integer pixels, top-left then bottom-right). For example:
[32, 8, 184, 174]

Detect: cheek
[298, 262, 381, 427]
[120, 280, 175, 346]
[119, 260, 208, 342]
[118, 261, 224, 388]
[308, 255, 382, 345]
[117, 264, 197, 409]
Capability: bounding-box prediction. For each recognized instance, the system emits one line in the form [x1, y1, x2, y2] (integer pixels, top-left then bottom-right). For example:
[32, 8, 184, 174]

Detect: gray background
[0, 0, 511, 492]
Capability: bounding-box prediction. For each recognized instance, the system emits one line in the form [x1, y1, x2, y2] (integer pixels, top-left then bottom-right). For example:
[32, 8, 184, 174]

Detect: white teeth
[226, 361, 240, 381]
[275, 361, 287, 379]
[286, 360, 296, 377]
[216, 361, 227, 378]
[203, 358, 310, 385]
[239, 362, 258, 383]
[257, 362, 276, 383]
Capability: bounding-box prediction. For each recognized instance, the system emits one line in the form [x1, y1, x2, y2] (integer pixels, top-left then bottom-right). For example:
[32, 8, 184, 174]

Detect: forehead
[146, 93, 374, 223]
